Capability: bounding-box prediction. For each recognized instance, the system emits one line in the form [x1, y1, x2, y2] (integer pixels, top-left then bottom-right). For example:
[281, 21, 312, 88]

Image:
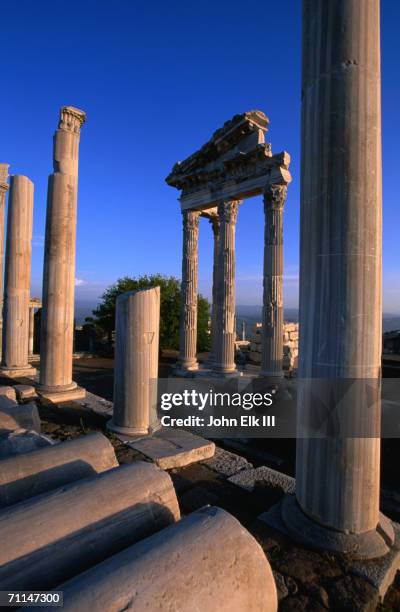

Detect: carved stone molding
[59, 106, 86, 134]
[264, 184, 287, 211]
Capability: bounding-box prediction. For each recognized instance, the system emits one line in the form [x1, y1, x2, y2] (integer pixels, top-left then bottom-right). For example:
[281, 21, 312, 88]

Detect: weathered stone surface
[0, 401, 40, 434]
[1, 175, 36, 378]
[0, 461, 180, 590]
[127, 428, 215, 469]
[229, 465, 295, 495]
[48, 507, 278, 612]
[0, 429, 53, 459]
[0, 386, 16, 401]
[203, 446, 252, 477]
[108, 287, 160, 436]
[14, 384, 37, 401]
[38, 107, 86, 402]
[0, 164, 9, 362]
[0, 432, 118, 508]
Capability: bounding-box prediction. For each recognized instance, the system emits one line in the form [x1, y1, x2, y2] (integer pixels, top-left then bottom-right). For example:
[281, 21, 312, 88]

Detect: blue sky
[2, 1, 399, 312]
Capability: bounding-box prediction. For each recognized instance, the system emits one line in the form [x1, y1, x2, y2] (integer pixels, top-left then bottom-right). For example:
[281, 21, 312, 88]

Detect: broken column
[282, 0, 394, 558]
[260, 184, 287, 378]
[213, 200, 240, 375]
[1, 176, 36, 377]
[0, 164, 9, 360]
[108, 287, 160, 436]
[176, 209, 200, 374]
[38, 107, 86, 402]
[209, 214, 219, 365]
[50, 507, 277, 612]
[0, 461, 180, 591]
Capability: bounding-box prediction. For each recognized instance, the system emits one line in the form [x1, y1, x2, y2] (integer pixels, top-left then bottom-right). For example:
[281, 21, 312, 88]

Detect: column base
[0, 365, 37, 378]
[106, 419, 151, 438]
[211, 365, 238, 378]
[173, 361, 199, 377]
[259, 370, 284, 379]
[37, 382, 86, 403]
[280, 494, 395, 560]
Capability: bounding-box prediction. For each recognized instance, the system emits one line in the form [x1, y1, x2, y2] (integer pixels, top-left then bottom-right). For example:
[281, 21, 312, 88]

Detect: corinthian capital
[217, 200, 240, 225]
[264, 184, 287, 211]
[182, 209, 200, 231]
[59, 106, 86, 134]
[0, 163, 9, 192]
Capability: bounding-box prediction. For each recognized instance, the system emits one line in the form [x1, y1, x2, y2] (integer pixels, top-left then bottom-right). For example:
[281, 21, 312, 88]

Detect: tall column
[1, 176, 36, 377]
[282, 0, 393, 559]
[28, 307, 35, 357]
[0, 164, 9, 361]
[260, 184, 287, 378]
[208, 214, 220, 365]
[38, 106, 86, 402]
[176, 209, 200, 374]
[213, 200, 239, 375]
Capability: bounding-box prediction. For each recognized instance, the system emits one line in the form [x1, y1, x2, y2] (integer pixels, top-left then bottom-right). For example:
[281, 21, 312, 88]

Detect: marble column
[213, 200, 239, 375]
[176, 209, 200, 373]
[1, 176, 36, 377]
[38, 106, 86, 402]
[28, 307, 35, 357]
[0, 164, 9, 360]
[208, 214, 220, 365]
[282, 0, 393, 559]
[260, 184, 287, 378]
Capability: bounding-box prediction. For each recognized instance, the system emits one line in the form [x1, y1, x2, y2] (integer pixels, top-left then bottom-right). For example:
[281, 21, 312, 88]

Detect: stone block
[0, 387, 17, 402]
[0, 461, 180, 591]
[0, 432, 118, 508]
[0, 429, 54, 459]
[228, 465, 296, 495]
[204, 446, 253, 477]
[249, 351, 261, 363]
[0, 401, 41, 434]
[14, 385, 37, 401]
[126, 428, 215, 469]
[51, 507, 278, 612]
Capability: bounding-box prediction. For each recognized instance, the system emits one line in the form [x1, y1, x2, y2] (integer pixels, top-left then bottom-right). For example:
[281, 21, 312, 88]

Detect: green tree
[86, 274, 210, 353]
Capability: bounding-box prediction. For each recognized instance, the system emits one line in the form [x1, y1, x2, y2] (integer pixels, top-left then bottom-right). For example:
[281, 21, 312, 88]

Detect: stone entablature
[166, 111, 290, 211]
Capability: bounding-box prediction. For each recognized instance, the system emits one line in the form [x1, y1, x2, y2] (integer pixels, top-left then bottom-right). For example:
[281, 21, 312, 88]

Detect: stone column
[260, 184, 287, 378]
[1, 176, 36, 377]
[208, 214, 220, 365]
[176, 209, 200, 374]
[282, 0, 393, 559]
[38, 106, 86, 402]
[0, 164, 10, 361]
[213, 200, 240, 375]
[108, 287, 160, 436]
[28, 306, 35, 357]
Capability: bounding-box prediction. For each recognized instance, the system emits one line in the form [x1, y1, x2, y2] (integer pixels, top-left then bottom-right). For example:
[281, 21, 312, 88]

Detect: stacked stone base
[247, 322, 299, 373]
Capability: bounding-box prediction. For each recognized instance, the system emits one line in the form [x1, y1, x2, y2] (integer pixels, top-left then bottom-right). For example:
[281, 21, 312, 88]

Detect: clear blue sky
[2, 1, 399, 312]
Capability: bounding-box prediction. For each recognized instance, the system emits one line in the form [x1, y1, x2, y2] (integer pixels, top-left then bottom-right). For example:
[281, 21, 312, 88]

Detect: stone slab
[0, 401, 41, 434]
[203, 446, 253, 477]
[125, 428, 215, 469]
[14, 385, 37, 401]
[37, 385, 86, 403]
[228, 465, 296, 494]
[0, 366, 37, 378]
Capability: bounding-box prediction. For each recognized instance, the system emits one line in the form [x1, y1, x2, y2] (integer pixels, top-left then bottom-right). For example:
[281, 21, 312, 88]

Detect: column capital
[182, 209, 201, 230]
[217, 200, 240, 225]
[264, 184, 287, 211]
[59, 106, 86, 134]
[0, 164, 9, 192]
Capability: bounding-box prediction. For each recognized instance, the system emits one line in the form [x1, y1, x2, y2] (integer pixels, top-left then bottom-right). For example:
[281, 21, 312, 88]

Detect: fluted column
[28, 307, 35, 357]
[208, 215, 220, 365]
[0, 164, 9, 361]
[213, 200, 240, 375]
[282, 0, 393, 559]
[1, 176, 36, 377]
[177, 209, 200, 373]
[38, 106, 86, 401]
[260, 184, 287, 378]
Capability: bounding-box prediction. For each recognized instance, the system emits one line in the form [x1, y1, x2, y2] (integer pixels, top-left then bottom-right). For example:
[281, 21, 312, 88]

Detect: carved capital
[217, 200, 240, 225]
[59, 106, 86, 134]
[0, 163, 9, 192]
[182, 209, 200, 231]
[209, 214, 220, 236]
[264, 184, 287, 211]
